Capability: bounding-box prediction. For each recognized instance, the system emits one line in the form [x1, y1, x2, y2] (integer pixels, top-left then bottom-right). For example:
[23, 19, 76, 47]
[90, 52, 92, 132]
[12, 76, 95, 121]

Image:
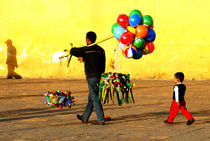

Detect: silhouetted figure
[5, 39, 22, 79]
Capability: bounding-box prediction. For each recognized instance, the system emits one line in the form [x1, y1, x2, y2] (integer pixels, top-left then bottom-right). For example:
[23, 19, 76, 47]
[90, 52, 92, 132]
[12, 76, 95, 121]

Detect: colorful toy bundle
[112, 9, 156, 59]
[43, 90, 75, 108]
[98, 72, 135, 106]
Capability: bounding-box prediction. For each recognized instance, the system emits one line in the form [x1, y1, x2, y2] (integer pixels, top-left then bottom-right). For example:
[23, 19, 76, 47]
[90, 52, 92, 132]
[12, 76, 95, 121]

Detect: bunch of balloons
[98, 72, 135, 106]
[112, 9, 156, 59]
[43, 90, 75, 109]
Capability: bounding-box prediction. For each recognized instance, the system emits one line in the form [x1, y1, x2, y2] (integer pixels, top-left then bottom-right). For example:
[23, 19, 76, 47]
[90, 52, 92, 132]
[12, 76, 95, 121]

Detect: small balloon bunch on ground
[43, 90, 75, 109]
[98, 72, 135, 106]
[112, 9, 156, 59]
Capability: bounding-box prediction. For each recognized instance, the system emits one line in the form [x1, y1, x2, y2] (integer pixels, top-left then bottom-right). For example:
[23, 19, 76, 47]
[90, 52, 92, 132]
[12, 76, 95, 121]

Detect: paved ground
[0, 79, 209, 141]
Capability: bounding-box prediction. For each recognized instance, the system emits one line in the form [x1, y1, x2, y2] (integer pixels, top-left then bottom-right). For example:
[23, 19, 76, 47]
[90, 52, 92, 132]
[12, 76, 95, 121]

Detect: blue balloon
[129, 14, 141, 27]
[145, 28, 156, 42]
[113, 26, 126, 40]
[133, 49, 143, 59]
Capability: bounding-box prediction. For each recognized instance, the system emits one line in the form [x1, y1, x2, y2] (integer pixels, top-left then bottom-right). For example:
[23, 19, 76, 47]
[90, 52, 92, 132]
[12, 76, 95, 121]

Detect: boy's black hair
[86, 31, 97, 43]
[175, 72, 185, 82]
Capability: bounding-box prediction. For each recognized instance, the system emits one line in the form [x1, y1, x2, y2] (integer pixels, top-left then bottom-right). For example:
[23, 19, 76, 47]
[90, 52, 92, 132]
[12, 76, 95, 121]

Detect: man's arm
[70, 47, 85, 57]
[102, 53, 106, 73]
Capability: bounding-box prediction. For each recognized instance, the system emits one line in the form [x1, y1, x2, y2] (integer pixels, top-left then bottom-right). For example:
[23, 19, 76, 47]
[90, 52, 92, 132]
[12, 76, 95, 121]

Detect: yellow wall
[0, 0, 209, 79]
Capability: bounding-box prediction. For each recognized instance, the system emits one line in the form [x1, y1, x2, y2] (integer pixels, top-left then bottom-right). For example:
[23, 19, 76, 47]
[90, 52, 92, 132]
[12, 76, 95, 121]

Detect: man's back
[83, 45, 105, 78]
[70, 44, 106, 78]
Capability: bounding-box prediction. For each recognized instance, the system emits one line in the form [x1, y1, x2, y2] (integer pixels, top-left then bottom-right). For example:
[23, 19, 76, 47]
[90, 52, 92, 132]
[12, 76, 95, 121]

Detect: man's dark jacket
[70, 44, 106, 79]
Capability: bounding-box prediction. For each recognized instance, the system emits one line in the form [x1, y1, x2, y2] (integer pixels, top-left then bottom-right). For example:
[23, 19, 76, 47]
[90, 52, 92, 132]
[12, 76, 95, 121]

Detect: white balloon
[119, 42, 126, 51]
[52, 51, 67, 63]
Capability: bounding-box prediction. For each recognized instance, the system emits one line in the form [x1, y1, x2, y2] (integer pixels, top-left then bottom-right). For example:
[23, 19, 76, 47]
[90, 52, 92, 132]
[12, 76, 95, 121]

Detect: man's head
[86, 31, 96, 45]
[5, 39, 13, 46]
[174, 72, 184, 83]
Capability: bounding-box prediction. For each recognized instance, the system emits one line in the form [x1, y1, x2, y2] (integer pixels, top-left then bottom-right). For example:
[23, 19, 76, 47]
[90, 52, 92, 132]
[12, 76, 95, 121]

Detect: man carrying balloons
[70, 31, 106, 125]
[112, 9, 156, 59]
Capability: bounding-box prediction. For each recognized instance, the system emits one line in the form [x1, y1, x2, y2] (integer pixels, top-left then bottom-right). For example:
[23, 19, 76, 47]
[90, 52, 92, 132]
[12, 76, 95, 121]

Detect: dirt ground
[0, 79, 209, 141]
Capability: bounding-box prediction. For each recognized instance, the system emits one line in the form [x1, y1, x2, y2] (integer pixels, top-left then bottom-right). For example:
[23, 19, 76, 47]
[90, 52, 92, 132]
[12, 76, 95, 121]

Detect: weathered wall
[0, 0, 209, 79]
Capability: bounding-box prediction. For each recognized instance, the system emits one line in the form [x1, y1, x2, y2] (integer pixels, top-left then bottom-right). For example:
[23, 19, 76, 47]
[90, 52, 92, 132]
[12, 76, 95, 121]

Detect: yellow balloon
[127, 26, 136, 35]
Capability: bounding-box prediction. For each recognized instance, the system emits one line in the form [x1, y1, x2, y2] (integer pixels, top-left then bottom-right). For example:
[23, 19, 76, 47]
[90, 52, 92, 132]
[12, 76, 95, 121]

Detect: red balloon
[120, 32, 134, 45]
[117, 14, 129, 28]
[143, 41, 155, 55]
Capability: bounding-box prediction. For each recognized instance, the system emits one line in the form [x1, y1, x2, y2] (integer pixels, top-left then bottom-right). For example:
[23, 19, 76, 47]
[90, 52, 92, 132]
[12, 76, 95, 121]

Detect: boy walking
[164, 72, 195, 125]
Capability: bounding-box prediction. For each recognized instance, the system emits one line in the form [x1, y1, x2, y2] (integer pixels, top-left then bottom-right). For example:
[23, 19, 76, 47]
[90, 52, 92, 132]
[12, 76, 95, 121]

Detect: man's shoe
[187, 119, 195, 125]
[92, 121, 105, 125]
[98, 122, 105, 125]
[76, 114, 87, 123]
[164, 120, 173, 124]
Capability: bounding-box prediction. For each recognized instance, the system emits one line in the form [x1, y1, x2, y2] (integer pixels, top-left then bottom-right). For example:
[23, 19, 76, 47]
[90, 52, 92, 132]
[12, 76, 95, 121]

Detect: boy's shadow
[105, 110, 210, 125]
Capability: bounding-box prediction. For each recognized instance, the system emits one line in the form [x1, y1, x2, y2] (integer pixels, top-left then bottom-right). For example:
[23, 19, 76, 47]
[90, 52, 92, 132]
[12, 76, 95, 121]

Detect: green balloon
[129, 9, 142, 18]
[133, 37, 145, 49]
[111, 23, 119, 33]
[142, 15, 153, 27]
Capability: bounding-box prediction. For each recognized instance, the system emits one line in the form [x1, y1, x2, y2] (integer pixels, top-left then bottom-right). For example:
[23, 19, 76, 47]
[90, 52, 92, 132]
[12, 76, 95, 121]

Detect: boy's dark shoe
[186, 119, 195, 125]
[76, 114, 88, 123]
[164, 120, 173, 124]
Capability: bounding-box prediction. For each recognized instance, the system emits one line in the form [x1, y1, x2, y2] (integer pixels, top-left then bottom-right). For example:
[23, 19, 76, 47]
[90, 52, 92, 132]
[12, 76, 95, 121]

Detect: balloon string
[112, 41, 120, 73]
[116, 41, 120, 73]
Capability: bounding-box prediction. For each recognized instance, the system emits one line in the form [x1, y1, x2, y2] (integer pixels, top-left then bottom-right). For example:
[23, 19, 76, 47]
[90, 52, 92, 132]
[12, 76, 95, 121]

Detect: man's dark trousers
[81, 77, 105, 122]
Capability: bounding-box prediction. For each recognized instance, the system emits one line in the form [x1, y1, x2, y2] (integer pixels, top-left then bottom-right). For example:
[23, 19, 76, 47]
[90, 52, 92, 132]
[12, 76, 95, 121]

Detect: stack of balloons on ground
[43, 90, 75, 109]
[98, 72, 135, 106]
[112, 9, 156, 59]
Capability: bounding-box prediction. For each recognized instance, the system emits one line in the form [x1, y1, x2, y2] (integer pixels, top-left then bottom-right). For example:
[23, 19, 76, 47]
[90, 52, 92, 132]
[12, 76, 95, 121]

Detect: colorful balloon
[113, 26, 126, 40]
[124, 46, 137, 58]
[143, 41, 155, 55]
[119, 42, 126, 51]
[145, 28, 156, 42]
[129, 14, 141, 27]
[142, 15, 153, 27]
[127, 26, 136, 35]
[136, 25, 148, 38]
[117, 14, 129, 28]
[129, 9, 142, 18]
[112, 10, 155, 60]
[133, 37, 145, 49]
[133, 49, 143, 59]
[120, 32, 134, 45]
[112, 23, 119, 33]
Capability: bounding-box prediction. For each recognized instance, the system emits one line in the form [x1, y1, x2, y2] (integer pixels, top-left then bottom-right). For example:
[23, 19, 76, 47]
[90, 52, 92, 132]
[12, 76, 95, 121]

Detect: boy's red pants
[167, 100, 194, 122]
